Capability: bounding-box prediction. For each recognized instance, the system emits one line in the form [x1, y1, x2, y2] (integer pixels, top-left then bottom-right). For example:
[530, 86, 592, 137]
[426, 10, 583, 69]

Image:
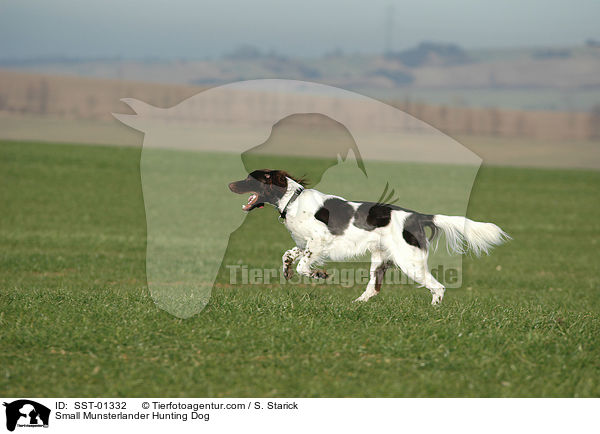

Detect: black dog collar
[279, 187, 304, 220]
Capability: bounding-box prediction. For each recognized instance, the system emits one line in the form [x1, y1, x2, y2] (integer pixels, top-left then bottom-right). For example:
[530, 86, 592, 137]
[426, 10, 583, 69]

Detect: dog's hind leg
[397, 250, 445, 305]
[354, 252, 390, 302]
[282, 247, 303, 280]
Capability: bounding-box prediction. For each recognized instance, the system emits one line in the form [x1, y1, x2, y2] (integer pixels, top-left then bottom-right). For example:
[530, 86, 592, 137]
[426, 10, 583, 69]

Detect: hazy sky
[1, 0, 599, 59]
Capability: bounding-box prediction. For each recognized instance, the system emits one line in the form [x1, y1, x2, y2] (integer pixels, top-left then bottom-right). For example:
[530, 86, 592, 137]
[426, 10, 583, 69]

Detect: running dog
[229, 169, 509, 304]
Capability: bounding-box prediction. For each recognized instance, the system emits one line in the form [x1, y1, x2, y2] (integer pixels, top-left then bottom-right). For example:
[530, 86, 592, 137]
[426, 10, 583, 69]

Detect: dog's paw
[431, 294, 443, 306]
[354, 291, 377, 302]
[283, 266, 294, 280]
[310, 269, 328, 280]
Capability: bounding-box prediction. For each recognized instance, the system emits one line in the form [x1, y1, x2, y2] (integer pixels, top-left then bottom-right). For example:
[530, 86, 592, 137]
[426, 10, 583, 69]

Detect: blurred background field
[1, 44, 599, 168]
[1, 1, 600, 169]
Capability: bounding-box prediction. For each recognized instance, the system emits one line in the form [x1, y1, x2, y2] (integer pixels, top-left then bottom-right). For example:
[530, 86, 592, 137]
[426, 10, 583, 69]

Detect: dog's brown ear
[272, 171, 288, 188]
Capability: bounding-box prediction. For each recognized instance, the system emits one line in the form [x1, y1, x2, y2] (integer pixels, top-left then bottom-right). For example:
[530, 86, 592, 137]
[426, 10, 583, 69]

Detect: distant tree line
[1, 76, 600, 141]
[385, 42, 470, 67]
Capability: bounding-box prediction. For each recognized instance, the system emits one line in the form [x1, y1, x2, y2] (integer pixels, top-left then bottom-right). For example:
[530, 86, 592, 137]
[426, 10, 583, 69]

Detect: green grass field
[1, 140, 599, 397]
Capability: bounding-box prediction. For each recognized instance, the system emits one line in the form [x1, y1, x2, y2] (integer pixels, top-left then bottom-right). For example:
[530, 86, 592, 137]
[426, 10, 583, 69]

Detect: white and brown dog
[229, 169, 509, 304]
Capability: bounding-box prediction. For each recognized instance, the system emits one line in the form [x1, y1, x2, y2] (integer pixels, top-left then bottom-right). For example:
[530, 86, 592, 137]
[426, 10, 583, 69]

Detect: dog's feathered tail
[432, 215, 510, 256]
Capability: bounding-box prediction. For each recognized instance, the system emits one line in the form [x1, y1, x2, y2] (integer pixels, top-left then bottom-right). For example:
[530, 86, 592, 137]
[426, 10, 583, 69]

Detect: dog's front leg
[282, 247, 303, 280]
[296, 240, 328, 280]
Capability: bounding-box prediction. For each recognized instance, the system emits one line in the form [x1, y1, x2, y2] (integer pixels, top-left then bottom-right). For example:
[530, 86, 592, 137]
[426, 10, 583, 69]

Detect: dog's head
[229, 169, 303, 212]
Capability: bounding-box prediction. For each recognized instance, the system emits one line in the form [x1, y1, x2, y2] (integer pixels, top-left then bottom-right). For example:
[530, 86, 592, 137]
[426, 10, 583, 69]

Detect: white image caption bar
[1, 398, 597, 434]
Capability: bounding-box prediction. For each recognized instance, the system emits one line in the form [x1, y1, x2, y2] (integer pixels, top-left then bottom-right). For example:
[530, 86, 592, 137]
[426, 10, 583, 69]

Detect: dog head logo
[114, 79, 481, 318]
[3, 400, 50, 431]
[241, 112, 366, 185]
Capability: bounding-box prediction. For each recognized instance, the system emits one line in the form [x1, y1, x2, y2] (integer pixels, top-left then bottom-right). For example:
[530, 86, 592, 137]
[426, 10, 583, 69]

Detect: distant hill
[1, 43, 600, 111]
[385, 42, 471, 67]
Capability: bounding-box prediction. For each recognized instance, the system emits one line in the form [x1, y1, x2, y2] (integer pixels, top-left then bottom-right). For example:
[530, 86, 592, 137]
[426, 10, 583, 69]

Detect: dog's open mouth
[242, 193, 262, 211]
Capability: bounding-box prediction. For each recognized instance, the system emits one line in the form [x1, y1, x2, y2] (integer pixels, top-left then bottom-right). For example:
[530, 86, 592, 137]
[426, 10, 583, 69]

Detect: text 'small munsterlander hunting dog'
[229, 169, 510, 304]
